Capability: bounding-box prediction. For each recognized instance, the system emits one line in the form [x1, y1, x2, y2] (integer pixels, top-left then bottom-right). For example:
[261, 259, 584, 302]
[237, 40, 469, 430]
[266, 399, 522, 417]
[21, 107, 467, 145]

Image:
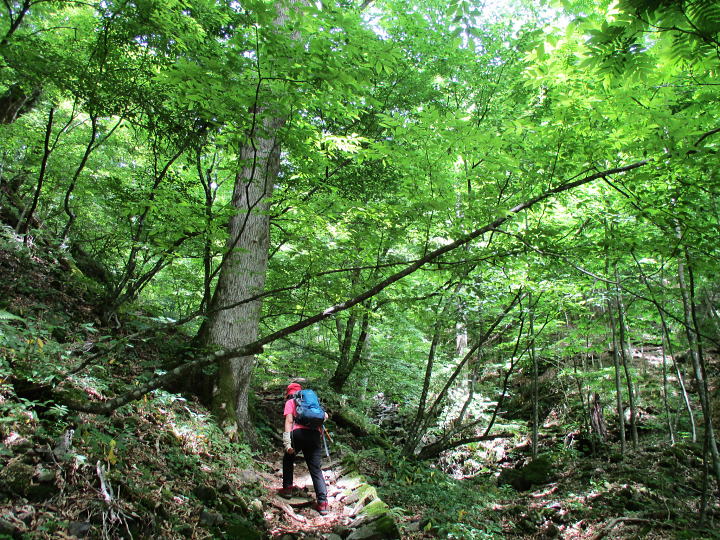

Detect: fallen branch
[416, 432, 514, 461]
[268, 497, 307, 523]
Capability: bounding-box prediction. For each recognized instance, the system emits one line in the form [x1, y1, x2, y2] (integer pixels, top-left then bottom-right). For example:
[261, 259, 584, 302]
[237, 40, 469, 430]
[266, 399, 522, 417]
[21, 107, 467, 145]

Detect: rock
[332, 525, 352, 537]
[192, 485, 216, 503]
[199, 509, 224, 527]
[348, 483, 378, 515]
[342, 492, 359, 505]
[237, 469, 260, 484]
[324, 534, 343, 540]
[346, 515, 400, 539]
[52, 429, 75, 459]
[286, 496, 313, 508]
[336, 475, 363, 491]
[67, 521, 93, 538]
[224, 516, 263, 539]
[351, 498, 387, 521]
[0, 458, 34, 496]
[498, 454, 554, 491]
[36, 468, 55, 483]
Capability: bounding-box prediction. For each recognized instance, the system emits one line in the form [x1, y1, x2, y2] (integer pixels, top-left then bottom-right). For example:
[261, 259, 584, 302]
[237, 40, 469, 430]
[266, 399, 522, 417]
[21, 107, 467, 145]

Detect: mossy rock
[347, 514, 400, 540]
[223, 517, 263, 539]
[354, 483, 378, 504]
[498, 455, 554, 491]
[522, 454, 554, 484]
[357, 498, 388, 519]
[0, 458, 34, 496]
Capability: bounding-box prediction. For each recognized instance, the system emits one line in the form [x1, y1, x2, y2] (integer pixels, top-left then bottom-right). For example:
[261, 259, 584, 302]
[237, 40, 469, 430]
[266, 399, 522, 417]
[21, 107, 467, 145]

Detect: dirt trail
[256, 389, 351, 537]
[262, 451, 355, 538]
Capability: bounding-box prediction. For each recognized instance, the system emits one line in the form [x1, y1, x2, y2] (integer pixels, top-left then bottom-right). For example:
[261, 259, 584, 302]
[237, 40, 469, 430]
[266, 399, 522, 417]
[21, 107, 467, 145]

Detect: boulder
[346, 515, 400, 540]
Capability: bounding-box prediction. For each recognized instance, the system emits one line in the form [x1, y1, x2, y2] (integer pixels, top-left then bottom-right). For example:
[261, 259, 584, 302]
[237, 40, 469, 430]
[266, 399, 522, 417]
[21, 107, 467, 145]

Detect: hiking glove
[283, 431, 292, 452]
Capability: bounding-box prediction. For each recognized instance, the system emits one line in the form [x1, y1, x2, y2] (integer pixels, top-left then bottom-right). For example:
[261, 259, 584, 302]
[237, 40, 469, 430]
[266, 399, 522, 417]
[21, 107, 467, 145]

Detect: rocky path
[256, 389, 400, 539]
[261, 450, 400, 539]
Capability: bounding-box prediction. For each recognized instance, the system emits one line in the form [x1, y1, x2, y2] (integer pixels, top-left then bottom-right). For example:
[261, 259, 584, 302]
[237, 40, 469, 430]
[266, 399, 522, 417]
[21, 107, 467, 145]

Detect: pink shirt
[284, 398, 320, 431]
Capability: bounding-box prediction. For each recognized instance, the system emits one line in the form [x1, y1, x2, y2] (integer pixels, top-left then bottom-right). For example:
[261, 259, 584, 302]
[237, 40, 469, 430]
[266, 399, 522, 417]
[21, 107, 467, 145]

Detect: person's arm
[283, 413, 295, 454]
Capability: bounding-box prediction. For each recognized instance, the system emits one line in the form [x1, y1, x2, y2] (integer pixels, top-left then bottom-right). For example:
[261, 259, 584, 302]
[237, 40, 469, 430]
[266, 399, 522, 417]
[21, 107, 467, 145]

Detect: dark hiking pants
[282, 428, 327, 503]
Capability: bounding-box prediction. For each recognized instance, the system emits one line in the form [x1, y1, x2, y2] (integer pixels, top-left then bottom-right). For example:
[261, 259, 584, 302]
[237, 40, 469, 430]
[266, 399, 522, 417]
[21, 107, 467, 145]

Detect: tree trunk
[604, 248, 626, 454]
[614, 264, 638, 448]
[590, 393, 608, 442]
[676, 241, 720, 483]
[529, 292, 538, 459]
[329, 308, 370, 392]
[633, 252, 695, 442]
[201, 116, 282, 443]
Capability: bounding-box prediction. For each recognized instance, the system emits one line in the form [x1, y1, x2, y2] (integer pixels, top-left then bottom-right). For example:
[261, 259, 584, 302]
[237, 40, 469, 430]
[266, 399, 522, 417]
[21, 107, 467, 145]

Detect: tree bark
[201, 115, 282, 442]
[19, 106, 54, 240]
[529, 292, 539, 459]
[329, 307, 370, 391]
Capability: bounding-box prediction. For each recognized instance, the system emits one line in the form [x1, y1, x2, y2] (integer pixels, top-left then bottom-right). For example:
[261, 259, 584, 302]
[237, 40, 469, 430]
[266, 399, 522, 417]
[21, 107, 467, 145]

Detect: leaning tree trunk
[201, 116, 282, 443]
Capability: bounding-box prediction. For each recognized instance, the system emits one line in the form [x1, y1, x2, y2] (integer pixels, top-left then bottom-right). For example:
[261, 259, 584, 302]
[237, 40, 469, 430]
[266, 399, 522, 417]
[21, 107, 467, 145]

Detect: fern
[0, 310, 25, 322]
[687, 0, 720, 36]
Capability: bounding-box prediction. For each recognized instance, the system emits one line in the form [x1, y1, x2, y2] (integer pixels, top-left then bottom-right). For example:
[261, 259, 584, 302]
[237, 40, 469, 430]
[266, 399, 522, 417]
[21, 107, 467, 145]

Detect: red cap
[286, 383, 302, 397]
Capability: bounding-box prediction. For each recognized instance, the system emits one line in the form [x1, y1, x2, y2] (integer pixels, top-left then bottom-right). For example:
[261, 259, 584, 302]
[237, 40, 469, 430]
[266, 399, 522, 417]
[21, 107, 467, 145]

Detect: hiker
[280, 382, 329, 515]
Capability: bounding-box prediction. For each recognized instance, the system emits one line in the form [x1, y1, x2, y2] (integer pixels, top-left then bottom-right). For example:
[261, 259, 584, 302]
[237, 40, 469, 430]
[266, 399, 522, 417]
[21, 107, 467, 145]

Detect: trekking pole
[322, 428, 330, 458]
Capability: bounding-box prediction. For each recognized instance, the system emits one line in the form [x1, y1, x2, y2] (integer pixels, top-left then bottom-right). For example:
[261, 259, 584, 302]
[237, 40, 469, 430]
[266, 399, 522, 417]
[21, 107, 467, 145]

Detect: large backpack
[292, 389, 326, 428]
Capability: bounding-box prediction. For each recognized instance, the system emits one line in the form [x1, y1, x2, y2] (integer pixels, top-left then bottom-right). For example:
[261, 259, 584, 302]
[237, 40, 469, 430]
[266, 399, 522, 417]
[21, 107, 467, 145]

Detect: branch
[416, 432, 514, 461]
[60, 160, 650, 414]
[694, 126, 720, 147]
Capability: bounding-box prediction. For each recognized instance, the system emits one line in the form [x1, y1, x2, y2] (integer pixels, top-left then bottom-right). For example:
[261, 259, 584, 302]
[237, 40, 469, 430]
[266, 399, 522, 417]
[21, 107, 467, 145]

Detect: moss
[359, 498, 388, 517]
[0, 458, 34, 496]
[355, 483, 378, 504]
[223, 517, 263, 539]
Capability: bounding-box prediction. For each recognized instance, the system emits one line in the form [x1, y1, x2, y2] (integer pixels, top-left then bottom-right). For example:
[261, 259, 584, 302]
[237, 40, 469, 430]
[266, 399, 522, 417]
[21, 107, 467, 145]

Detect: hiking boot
[315, 501, 329, 515]
[278, 486, 300, 499]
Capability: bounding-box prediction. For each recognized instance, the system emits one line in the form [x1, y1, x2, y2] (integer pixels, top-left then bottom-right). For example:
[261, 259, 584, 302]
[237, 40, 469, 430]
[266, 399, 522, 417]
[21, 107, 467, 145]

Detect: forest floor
[1, 243, 720, 539]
